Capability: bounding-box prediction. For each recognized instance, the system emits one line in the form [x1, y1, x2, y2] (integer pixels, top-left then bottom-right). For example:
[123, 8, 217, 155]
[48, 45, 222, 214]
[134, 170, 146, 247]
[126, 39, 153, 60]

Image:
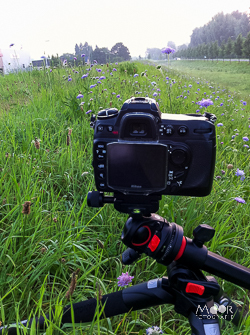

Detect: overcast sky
[1, 0, 249, 59]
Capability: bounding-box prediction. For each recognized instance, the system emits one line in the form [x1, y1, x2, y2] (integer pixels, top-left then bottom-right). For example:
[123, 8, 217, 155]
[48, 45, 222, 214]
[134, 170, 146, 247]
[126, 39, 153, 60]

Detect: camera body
[91, 97, 216, 198]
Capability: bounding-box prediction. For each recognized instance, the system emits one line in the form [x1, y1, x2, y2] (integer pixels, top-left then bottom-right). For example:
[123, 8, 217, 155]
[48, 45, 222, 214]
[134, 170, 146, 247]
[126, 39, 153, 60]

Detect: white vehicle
[0, 48, 32, 74]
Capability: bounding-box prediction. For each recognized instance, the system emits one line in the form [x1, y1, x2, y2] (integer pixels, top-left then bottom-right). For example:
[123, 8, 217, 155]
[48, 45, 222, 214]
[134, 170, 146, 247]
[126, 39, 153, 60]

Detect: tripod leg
[188, 309, 220, 335]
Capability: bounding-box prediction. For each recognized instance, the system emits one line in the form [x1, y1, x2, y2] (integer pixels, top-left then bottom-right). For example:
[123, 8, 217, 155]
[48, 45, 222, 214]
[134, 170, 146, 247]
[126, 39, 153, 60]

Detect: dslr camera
[88, 97, 216, 214]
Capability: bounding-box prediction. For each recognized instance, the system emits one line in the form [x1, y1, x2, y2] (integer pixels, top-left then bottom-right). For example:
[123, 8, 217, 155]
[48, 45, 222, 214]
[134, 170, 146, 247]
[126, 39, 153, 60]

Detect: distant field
[155, 60, 250, 104]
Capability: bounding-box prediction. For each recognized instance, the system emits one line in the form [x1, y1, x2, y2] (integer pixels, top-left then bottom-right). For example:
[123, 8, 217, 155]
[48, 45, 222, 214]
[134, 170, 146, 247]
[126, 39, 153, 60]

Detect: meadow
[0, 60, 249, 335]
[157, 59, 250, 105]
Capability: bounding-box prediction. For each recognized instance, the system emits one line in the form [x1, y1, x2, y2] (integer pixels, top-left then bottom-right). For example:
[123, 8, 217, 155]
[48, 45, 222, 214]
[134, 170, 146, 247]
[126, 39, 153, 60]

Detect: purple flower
[74, 57, 77, 60]
[81, 54, 85, 57]
[242, 101, 247, 106]
[153, 93, 158, 97]
[235, 168, 245, 181]
[116, 94, 120, 98]
[81, 74, 88, 79]
[134, 74, 139, 77]
[234, 197, 245, 204]
[161, 46, 175, 54]
[243, 144, 249, 148]
[9, 43, 14, 47]
[117, 272, 134, 287]
[68, 78, 72, 82]
[146, 326, 163, 335]
[217, 123, 223, 127]
[86, 110, 92, 114]
[113, 68, 117, 71]
[99, 76, 106, 80]
[243, 137, 249, 141]
[220, 103, 224, 106]
[198, 98, 213, 108]
[76, 94, 83, 99]
[90, 84, 97, 89]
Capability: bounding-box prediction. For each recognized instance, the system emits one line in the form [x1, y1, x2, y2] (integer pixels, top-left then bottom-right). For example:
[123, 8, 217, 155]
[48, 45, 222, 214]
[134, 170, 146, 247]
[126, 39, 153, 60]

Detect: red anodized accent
[112, 131, 118, 135]
[132, 226, 152, 246]
[186, 282, 205, 296]
[174, 236, 187, 261]
[148, 235, 161, 252]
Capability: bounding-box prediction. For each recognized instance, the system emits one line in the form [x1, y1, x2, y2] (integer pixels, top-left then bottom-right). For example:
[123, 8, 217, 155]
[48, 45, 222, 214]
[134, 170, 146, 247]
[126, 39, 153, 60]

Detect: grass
[0, 60, 249, 334]
[155, 59, 250, 105]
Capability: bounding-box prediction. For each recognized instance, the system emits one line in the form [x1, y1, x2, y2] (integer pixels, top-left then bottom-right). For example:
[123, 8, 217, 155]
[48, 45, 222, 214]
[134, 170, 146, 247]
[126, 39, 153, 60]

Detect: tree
[219, 40, 226, 61]
[243, 32, 250, 63]
[213, 41, 219, 61]
[110, 43, 131, 62]
[91, 47, 110, 64]
[225, 37, 234, 62]
[234, 33, 244, 61]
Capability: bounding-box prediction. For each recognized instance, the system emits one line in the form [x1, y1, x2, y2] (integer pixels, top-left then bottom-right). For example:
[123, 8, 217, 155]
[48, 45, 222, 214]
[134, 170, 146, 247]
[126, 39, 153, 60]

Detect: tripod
[1, 193, 249, 335]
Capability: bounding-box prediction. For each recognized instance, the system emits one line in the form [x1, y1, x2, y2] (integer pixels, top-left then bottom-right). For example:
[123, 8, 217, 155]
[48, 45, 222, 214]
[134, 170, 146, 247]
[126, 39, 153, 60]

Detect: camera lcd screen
[107, 143, 168, 194]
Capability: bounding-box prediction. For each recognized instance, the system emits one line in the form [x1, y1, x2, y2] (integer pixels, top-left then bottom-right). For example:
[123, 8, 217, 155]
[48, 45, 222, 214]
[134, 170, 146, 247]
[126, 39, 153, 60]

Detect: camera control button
[98, 172, 105, 179]
[97, 143, 105, 149]
[165, 125, 174, 135]
[99, 182, 106, 189]
[97, 164, 105, 169]
[174, 171, 185, 179]
[178, 126, 188, 135]
[107, 126, 114, 132]
[97, 154, 105, 160]
[171, 149, 187, 166]
[97, 125, 104, 132]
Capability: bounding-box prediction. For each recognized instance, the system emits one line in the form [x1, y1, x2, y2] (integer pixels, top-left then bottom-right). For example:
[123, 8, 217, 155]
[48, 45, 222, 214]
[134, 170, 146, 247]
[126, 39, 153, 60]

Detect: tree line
[49, 42, 131, 67]
[174, 32, 250, 61]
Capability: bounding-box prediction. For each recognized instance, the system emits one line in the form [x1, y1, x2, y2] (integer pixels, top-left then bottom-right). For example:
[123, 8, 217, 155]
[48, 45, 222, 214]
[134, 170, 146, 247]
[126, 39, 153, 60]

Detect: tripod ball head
[121, 214, 184, 266]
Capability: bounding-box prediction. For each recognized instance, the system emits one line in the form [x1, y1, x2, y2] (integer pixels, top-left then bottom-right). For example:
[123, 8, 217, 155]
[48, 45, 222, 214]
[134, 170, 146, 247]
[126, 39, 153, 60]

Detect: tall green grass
[0, 61, 249, 334]
[154, 60, 250, 105]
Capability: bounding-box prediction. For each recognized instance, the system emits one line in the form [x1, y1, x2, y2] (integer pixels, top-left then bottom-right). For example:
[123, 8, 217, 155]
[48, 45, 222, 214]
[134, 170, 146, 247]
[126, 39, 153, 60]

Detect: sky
[0, 0, 249, 60]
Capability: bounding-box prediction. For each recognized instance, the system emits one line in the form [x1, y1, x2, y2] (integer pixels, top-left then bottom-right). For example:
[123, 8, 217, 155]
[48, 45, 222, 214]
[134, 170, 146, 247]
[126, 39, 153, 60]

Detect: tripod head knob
[193, 224, 215, 248]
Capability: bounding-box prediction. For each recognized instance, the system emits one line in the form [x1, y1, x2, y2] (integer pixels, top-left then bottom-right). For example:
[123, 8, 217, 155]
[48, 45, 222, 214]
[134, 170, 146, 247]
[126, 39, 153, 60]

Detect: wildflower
[221, 170, 225, 175]
[76, 94, 83, 99]
[32, 137, 41, 149]
[81, 54, 85, 57]
[243, 137, 249, 141]
[65, 269, 80, 300]
[90, 84, 97, 89]
[81, 74, 88, 79]
[198, 98, 213, 108]
[134, 74, 139, 77]
[86, 110, 92, 114]
[68, 78, 72, 82]
[242, 101, 247, 106]
[234, 197, 245, 204]
[9, 43, 14, 47]
[161, 46, 175, 54]
[153, 93, 158, 97]
[235, 169, 245, 181]
[74, 57, 77, 60]
[227, 164, 233, 169]
[117, 272, 134, 287]
[67, 128, 73, 136]
[217, 123, 223, 127]
[146, 326, 163, 334]
[116, 94, 120, 98]
[22, 201, 31, 215]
